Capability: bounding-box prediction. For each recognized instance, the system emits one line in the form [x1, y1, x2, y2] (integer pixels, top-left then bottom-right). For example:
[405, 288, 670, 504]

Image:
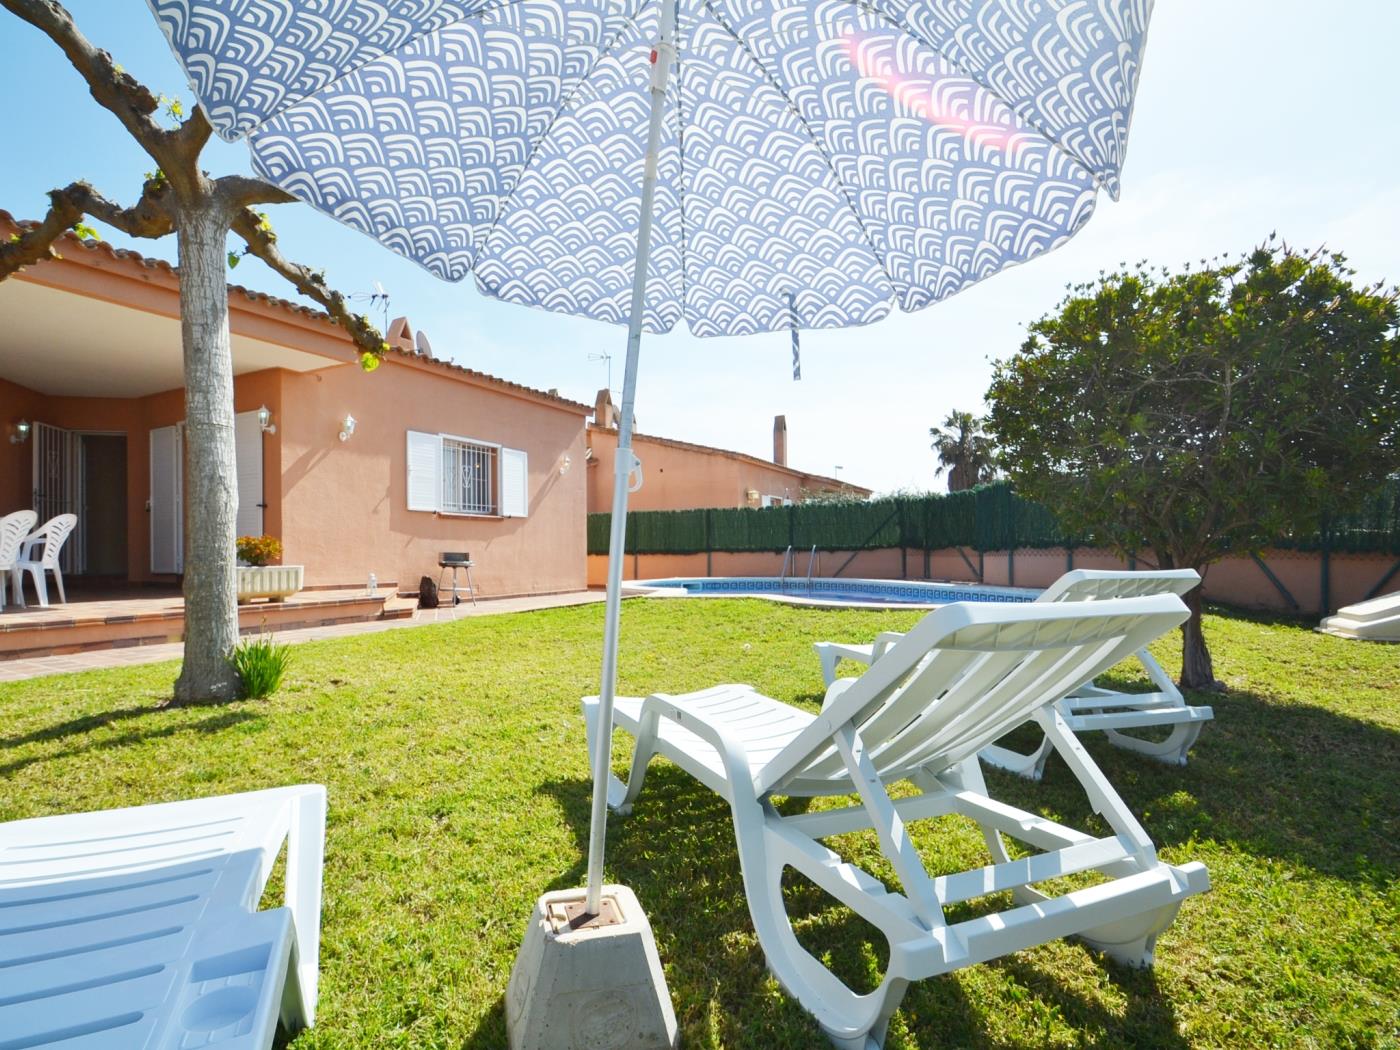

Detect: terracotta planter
[237, 565, 304, 602]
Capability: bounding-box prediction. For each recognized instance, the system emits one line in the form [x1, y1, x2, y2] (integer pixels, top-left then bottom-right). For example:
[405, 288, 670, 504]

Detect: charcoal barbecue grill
[437, 552, 478, 607]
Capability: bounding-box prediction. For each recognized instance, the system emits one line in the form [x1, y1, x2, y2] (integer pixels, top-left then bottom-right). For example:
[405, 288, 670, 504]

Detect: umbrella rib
[472, 1, 651, 269]
[698, 0, 898, 299]
[833, 0, 1106, 192]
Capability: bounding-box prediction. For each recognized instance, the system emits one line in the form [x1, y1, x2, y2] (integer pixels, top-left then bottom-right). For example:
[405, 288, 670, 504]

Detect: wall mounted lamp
[257, 405, 276, 434]
[339, 414, 357, 442]
[9, 420, 31, 444]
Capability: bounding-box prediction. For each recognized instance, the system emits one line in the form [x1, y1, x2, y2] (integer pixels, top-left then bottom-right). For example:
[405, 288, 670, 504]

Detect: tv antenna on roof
[588, 352, 613, 394]
[350, 281, 391, 333]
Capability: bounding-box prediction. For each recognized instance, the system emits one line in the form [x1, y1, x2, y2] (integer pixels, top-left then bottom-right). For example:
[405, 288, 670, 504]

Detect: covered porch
[0, 216, 356, 591]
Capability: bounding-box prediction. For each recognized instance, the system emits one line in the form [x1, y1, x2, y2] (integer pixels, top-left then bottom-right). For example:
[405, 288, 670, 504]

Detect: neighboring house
[586, 390, 870, 513]
[0, 212, 589, 599]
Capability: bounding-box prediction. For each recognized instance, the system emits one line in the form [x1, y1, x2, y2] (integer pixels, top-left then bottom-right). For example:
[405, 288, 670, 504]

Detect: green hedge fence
[587, 480, 1400, 557]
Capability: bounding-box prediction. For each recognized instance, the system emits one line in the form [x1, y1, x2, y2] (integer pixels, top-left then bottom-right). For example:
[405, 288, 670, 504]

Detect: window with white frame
[442, 437, 497, 515]
[406, 431, 529, 517]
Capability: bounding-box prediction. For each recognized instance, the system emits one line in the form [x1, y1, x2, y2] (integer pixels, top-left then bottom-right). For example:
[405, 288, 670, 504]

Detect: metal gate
[30, 422, 85, 574]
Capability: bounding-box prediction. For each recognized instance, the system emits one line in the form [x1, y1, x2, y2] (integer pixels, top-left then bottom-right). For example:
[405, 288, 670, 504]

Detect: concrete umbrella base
[507, 884, 678, 1050]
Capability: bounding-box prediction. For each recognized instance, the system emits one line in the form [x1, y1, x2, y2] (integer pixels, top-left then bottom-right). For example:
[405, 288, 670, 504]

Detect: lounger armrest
[18, 535, 45, 562]
[821, 676, 859, 713]
[642, 693, 760, 797]
[871, 631, 906, 659]
[283, 785, 327, 1025]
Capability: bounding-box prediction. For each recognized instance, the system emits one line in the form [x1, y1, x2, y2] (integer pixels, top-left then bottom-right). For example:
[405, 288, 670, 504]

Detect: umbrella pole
[585, 0, 679, 916]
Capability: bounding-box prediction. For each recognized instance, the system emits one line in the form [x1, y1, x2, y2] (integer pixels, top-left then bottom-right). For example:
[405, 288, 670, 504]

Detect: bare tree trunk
[1179, 581, 1218, 690]
[172, 198, 242, 704]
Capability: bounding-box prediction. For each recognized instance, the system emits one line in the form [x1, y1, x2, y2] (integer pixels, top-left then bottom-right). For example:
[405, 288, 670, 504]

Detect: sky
[2, 1, 1397, 495]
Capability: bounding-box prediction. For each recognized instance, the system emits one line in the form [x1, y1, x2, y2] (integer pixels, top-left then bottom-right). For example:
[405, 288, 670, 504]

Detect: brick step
[0, 589, 397, 661]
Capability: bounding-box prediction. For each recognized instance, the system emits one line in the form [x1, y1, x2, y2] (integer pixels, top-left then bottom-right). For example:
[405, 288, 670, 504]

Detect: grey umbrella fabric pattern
[148, 0, 1151, 337]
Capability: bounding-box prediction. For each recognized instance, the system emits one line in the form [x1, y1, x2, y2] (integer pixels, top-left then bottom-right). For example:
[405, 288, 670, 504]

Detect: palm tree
[930, 411, 997, 491]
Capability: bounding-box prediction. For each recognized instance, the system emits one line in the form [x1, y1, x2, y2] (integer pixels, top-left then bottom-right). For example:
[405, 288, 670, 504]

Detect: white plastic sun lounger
[0, 785, 326, 1050]
[584, 597, 1209, 1050]
[815, 570, 1214, 779]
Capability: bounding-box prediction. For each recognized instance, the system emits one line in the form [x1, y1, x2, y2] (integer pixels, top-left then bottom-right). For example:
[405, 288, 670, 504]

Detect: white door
[234, 410, 264, 538]
[150, 424, 183, 574]
[31, 422, 85, 573]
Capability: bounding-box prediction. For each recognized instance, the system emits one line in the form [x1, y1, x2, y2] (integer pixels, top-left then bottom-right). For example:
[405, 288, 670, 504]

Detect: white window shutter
[501, 448, 528, 517]
[406, 430, 441, 512]
[149, 424, 183, 574]
[233, 411, 264, 538]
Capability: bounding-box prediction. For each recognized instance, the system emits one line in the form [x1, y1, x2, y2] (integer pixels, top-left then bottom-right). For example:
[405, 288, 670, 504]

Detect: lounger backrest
[28, 513, 77, 567]
[0, 785, 319, 889]
[0, 510, 38, 570]
[758, 596, 1188, 794]
[1037, 568, 1201, 604]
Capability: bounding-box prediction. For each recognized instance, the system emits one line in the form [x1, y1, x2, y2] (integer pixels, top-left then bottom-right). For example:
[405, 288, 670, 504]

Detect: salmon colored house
[586, 390, 870, 514]
[0, 213, 589, 600]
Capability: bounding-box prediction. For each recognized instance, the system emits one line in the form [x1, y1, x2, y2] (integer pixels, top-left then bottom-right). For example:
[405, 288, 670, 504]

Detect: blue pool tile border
[636, 577, 1039, 605]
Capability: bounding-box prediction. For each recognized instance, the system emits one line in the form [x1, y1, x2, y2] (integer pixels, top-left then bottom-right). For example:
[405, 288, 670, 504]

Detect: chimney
[386, 316, 414, 352]
[773, 414, 787, 466]
[594, 388, 616, 429]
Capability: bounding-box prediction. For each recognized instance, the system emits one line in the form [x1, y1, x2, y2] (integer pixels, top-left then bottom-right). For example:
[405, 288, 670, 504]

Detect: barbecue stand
[437, 552, 478, 607]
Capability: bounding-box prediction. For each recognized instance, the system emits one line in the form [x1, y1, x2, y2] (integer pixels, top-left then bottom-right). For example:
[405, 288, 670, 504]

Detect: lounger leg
[815, 644, 842, 687]
[581, 699, 654, 816]
[1103, 721, 1204, 767]
[52, 567, 65, 605]
[1078, 900, 1184, 968]
[30, 566, 48, 607]
[977, 733, 1055, 781]
[732, 796, 912, 1049]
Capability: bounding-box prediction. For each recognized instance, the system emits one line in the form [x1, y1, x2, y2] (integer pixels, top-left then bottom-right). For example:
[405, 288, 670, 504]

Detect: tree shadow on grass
[0, 702, 165, 750]
[0, 707, 260, 779]
[492, 767, 1187, 1050]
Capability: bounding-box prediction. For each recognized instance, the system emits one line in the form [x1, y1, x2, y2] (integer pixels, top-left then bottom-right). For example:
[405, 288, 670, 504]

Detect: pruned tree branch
[0, 180, 175, 278]
[1, 0, 386, 364]
[0, 0, 211, 195]
[231, 207, 387, 364]
[217, 175, 296, 210]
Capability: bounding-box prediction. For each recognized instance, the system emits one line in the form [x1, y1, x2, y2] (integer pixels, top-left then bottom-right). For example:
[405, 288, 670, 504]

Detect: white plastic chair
[585, 597, 1210, 1050]
[0, 509, 38, 608]
[815, 569, 1215, 778]
[0, 785, 326, 1049]
[11, 512, 77, 608]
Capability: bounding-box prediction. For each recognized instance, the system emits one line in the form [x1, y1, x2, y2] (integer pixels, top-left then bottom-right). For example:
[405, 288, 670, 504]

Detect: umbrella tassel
[789, 292, 801, 381]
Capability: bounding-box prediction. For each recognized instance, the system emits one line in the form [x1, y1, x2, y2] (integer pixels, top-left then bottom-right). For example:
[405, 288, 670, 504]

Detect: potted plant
[235, 535, 304, 602]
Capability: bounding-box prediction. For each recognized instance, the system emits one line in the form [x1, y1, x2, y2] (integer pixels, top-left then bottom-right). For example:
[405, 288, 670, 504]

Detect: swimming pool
[628, 576, 1039, 608]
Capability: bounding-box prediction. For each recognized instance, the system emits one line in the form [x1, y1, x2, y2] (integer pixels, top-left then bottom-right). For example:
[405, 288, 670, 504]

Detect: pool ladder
[778, 545, 819, 595]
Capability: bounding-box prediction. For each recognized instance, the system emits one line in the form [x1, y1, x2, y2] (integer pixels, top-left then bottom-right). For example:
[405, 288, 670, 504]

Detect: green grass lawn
[2, 599, 1397, 1048]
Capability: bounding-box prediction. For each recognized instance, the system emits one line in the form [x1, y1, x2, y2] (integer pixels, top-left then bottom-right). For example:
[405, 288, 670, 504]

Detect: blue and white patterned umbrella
[150, 0, 1150, 337]
[146, 0, 1154, 913]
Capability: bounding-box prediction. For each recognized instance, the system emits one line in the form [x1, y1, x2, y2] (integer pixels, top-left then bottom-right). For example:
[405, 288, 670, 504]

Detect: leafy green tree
[0, 0, 387, 703]
[987, 242, 1400, 687]
[930, 410, 997, 492]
